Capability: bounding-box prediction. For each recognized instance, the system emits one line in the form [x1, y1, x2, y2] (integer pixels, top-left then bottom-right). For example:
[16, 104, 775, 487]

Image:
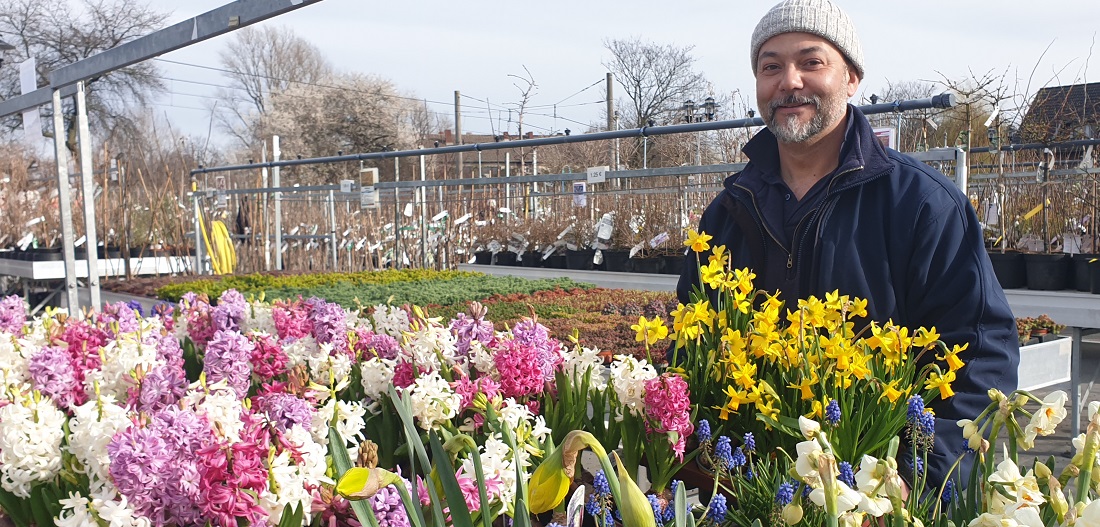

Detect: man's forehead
[757, 32, 843, 58]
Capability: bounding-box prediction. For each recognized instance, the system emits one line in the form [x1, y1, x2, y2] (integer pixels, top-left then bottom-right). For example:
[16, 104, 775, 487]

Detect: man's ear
[846, 68, 860, 98]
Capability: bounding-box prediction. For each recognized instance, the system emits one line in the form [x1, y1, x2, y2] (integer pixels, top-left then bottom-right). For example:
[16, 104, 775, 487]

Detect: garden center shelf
[0, 255, 190, 280]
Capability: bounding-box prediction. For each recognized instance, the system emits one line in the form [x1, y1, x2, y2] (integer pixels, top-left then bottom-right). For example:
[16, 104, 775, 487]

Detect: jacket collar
[729, 104, 894, 195]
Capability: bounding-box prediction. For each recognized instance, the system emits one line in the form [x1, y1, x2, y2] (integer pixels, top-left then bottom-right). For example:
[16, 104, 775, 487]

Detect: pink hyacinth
[196, 414, 271, 527]
[248, 332, 289, 379]
[353, 329, 399, 360]
[643, 373, 695, 461]
[493, 338, 547, 400]
[28, 345, 86, 409]
[180, 293, 217, 350]
[392, 361, 424, 389]
[272, 297, 313, 342]
[451, 375, 501, 412]
[203, 330, 255, 399]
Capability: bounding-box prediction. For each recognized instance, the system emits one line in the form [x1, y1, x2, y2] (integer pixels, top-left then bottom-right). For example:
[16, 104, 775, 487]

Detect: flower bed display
[0, 233, 1091, 527]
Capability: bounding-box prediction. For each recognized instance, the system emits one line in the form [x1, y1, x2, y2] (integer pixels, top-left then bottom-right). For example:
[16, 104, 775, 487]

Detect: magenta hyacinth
[643, 373, 695, 460]
[203, 330, 255, 399]
[511, 318, 562, 383]
[196, 414, 271, 527]
[493, 338, 547, 400]
[272, 298, 313, 342]
[0, 295, 26, 334]
[181, 293, 217, 349]
[248, 332, 289, 379]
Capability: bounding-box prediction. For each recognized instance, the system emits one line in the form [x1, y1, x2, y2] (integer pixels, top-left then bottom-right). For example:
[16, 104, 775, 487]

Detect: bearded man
[677, 0, 1019, 488]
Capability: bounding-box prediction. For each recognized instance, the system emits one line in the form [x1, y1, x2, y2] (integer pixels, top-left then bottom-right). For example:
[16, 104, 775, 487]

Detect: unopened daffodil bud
[781, 502, 804, 525]
[1033, 461, 1052, 480]
[336, 467, 402, 500]
[798, 415, 821, 440]
[614, 451, 657, 527]
[1049, 478, 1069, 518]
[529, 431, 607, 514]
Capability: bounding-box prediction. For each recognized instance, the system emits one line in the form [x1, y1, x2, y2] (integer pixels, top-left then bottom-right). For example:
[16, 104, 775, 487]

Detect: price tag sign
[586, 165, 609, 184]
[360, 186, 378, 208]
[340, 179, 354, 193]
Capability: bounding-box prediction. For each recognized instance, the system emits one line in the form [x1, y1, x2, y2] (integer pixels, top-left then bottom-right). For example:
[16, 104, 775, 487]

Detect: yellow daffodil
[731, 361, 758, 390]
[684, 229, 713, 253]
[721, 385, 750, 418]
[529, 430, 608, 513]
[708, 244, 728, 266]
[336, 467, 403, 500]
[631, 316, 669, 347]
[925, 370, 957, 399]
[788, 372, 819, 401]
[937, 342, 968, 372]
[913, 326, 941, 348]
[879, 379, 904, 403]
[700, 259, 725, 289]
[721, 328, 747, 356]
[849, 297, 868, 319]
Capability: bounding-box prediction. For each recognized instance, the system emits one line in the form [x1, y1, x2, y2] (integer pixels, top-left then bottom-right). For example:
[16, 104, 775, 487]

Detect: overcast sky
[144, 0, 1100, 150]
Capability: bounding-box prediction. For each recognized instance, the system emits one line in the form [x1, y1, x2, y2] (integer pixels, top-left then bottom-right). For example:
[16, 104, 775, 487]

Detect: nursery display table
[1003, 288, 1100, 436]
[0, 255, 189, 314]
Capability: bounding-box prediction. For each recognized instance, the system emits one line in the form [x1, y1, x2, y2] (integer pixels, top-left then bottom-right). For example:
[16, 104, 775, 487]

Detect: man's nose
[778, 64, 803, 92]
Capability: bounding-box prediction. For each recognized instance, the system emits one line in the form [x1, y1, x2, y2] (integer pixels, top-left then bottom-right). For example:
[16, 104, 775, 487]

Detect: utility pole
[455, 90, 463, 178]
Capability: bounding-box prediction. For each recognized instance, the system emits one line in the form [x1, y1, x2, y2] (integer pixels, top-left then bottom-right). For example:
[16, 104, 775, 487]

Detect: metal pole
[273, 135, 282, 270]
[75, 81, 100, 308]
[121, 162, 130, 280]
[419, 150, 427, 269]
[261, 141, 270, 271]
[606, 72, 614, 167]
[455, 90, 463, 179]
[329, 189, 338, 271]
[505, 152, 511, 215]
[192, 188, 203, 275]
[394, 157, 401, 269]
[51, 88, 80, 313]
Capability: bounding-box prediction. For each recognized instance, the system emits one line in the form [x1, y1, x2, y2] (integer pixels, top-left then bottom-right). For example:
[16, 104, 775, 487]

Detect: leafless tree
[0, 0, 168, 154]
[215, 24, 332, 148]
[603, 37, 708, 129]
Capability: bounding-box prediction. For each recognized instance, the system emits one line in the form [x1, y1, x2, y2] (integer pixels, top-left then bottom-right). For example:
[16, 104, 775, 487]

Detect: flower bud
[614, 452, 657, 527]
[1033, 461, 1052, 480]
[1049, 478, 1069, 518]
[336, 467, 402, 500]
[782, 503, 804, 525]
[798, 415, 821, 440]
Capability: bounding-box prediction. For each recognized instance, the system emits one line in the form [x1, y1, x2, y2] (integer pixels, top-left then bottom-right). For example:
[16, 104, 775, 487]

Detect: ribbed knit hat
[750, 0, 864, 79]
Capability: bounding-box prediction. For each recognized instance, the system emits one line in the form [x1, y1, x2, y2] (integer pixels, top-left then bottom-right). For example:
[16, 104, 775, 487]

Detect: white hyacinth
[406, 370, 461, 430]
[0, 335, 34, 395]
[359, 356, 396, 401]
[311, 398, 367, 447]
[404, 322, 458, 370]
[562, 344, 607, 392]
[0, 392, 66, 497]
[306, 342, 353, 387]
[68, 394, 133, 492]
[283, 335, 321, 370]
[240, 301, 276, 335]
[608, 355, 657, 416]
[56, 492, 96, 527]
[468, 340, 497, 377]
[89, 487, 152, 527]
[371, 304, 410, 338]
[192, 380, 246, 443]
[85, 337, 161, 401]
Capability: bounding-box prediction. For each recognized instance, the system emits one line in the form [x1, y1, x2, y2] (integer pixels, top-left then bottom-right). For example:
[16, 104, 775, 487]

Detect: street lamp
[682, 96, 721, 166]
[0, 36, 15, 68]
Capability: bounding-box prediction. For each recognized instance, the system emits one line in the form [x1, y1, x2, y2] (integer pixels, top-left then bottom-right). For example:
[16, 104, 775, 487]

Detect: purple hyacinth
[203, 330, 255, 398]
[715, 436, 734, 471]
[370, 480, 412, 527]
[449, 312, 494, 356]
[907, 395, 925, 422]
[98, 301, 141, 334]
[0, 295, 27, 334]
[155, 333, 185, 370]
[308, 297, 348, 350]
[138, 363, 188, 413]
[212, 289, 248, 332]
[28, 345, 82, 408]
[743, 432, 756, 452]
[357, 331, 400, 360]
[262, 393, 314, 432]
[730, 447, 747, 469]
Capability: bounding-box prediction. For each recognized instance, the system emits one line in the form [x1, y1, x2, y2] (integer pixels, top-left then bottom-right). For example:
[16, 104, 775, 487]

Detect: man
[677, 0, 1018, 487]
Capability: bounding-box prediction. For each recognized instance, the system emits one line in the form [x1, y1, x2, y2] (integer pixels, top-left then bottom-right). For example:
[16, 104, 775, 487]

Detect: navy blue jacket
[677, 105, 1019, 487]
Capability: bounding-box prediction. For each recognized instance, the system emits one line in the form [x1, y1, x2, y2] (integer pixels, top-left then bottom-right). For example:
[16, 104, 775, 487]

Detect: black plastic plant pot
[1073, 253, 1100, 292]
[987, 251, 1026, 290]
[631, 257, 664, 274]
[473, 250, 492, 265]
[545, 253, 568, 269]
[661, 253, 685, 275]
[1023, 253, 1071, 291]
[520, 251, 542, 267]
[494, 252, 518, 266]
[565, 249, 595, 270]
[1091, 259, 1100, 294]
[601, 250, 631, 272]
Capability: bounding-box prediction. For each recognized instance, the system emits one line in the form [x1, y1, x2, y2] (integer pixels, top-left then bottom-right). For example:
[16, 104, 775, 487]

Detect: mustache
[768, 94, 820, 113]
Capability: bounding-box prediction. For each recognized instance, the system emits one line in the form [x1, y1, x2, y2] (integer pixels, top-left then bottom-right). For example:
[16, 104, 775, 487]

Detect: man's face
[754, 32, 860, 144]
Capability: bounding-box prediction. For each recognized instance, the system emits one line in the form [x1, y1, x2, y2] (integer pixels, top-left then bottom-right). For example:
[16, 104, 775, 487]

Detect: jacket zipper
[731, 182, 788, 270]
[791, 165, 864, 280]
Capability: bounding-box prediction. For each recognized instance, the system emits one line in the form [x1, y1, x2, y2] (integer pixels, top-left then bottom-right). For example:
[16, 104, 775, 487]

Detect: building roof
[1019, 82, 1100, 143]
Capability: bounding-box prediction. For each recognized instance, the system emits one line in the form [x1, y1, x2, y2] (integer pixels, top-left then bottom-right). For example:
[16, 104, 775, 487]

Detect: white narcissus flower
[1023, 390, 1067, 448]
[608, 355, 657, 416]
[1079, 499, 1100, 527]
[562, 345, 608, 392]
[794, 440, 823, 487]
[958, 419, 983, 452]
[986, 450, 1045, 515]
[1002, 503, 1044, 527]
[809, 480, 861, 513]
[967, 512, 1014, 527]
[798, 415, 821, 440]
[0, 393, 66, 497]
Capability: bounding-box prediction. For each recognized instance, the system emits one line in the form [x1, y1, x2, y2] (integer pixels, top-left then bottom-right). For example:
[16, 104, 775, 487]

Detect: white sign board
[340, 179, 354, 193]
[586, 165, 609, 184]
[872, 127, 897, 150]
[573, 181, 587, 207]
[360, 186, 378, 208]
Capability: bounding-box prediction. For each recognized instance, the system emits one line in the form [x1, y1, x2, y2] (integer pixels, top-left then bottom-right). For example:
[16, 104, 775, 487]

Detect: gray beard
[766, 93, 845, 144]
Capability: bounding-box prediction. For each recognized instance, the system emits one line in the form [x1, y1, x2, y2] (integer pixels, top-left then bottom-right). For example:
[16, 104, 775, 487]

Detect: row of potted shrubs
[472, 248, 689, 275]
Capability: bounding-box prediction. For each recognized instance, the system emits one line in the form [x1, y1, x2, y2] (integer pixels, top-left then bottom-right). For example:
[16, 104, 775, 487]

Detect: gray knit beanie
[750, 0, 864, 79]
